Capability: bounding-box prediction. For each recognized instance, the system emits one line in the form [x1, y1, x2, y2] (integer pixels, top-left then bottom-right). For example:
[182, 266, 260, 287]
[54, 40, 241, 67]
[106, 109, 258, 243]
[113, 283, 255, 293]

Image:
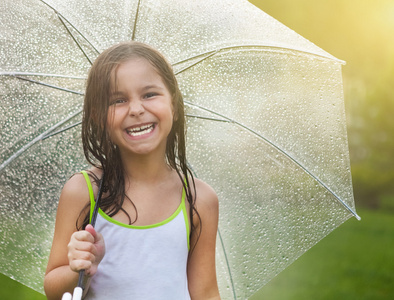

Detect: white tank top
[81, 171, 191, 300]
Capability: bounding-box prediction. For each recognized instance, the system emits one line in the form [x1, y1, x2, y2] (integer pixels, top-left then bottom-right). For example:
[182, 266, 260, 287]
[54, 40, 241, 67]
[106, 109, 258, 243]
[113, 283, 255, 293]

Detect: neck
[120, 151, 173, 185]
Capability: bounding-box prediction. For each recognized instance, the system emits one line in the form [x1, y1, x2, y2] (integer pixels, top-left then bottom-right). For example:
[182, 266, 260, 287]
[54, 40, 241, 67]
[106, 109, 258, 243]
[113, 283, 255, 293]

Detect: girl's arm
[44, 173, 105, 300]
[187, 179, 221, 300]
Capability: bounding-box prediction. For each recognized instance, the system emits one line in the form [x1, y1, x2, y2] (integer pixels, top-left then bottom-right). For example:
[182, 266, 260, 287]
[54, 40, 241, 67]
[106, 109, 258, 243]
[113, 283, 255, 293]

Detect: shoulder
[61, 172, 90, 202]
[57, 168, 101, 221]
[194, 178, 218, 207]
[56, 174, 88, 220]
[192, 178, 219, 225]
[62, 172, 88, 194]
[61, 168, 101, 199]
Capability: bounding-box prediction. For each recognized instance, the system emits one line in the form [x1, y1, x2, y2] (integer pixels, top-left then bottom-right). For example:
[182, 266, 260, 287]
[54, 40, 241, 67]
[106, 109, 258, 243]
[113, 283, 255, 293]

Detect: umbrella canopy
[0, 0, 359, 299]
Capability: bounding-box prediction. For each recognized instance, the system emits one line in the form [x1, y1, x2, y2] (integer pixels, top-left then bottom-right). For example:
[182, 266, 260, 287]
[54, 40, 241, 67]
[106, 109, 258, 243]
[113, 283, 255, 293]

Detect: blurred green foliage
[250, 0, 394, 210]
[0, 273, 45, 300]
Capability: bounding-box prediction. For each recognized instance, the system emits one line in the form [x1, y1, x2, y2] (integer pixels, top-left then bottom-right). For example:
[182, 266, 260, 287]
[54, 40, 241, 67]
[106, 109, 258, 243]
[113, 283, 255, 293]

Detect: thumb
[85, 224, 97, 239]
[85, 224, 105, 263]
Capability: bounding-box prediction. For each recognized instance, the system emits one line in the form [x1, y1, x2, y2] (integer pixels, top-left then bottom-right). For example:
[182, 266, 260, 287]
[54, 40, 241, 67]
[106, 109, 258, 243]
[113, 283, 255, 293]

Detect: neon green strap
[81, 170, 95, 223]
[181, 187, 190, 250]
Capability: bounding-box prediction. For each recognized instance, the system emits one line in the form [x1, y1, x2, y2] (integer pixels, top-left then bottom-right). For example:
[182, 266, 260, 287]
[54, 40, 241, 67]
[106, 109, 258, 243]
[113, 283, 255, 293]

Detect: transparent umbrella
[0, 0, 359, 299]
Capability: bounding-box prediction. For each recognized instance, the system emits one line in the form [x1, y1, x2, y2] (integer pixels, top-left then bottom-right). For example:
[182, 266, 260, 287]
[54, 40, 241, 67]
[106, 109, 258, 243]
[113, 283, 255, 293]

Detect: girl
[44, 41, 220, 300]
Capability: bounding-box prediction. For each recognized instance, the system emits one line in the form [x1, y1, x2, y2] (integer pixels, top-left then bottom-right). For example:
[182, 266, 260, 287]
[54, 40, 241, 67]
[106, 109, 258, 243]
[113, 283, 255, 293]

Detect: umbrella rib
[172, 44, 344, 69]
[131, 0, 142, 40]
[184, 101, 361, 220]
[186, 114, 229, 123]
[218, 229, 237, 300]
[0, 110, 82, 174]
[0, 72, 85, 80]
[174, 51, 218, 75]
[39, 0, 100, 55]
[14, 76, 84, 96]
[41, 120, 82, 140]
[57, 15, 93, 65]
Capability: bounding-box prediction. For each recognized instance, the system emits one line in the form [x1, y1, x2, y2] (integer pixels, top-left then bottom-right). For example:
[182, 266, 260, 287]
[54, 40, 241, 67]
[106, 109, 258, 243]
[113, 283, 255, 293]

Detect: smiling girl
[44, 41, 220, 300]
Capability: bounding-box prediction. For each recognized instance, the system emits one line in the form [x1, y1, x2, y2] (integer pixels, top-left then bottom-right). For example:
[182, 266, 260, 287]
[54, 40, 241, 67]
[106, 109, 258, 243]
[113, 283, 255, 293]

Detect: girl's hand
[67, 224, 105, 277]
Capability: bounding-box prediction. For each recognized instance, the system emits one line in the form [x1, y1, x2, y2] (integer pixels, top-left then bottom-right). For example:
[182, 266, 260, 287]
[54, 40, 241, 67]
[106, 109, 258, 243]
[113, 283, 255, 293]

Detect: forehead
[111, 58, 164, 87]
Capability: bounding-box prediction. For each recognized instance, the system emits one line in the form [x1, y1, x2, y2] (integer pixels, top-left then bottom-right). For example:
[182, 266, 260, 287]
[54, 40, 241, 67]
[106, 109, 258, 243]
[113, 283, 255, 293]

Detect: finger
[68, 241, 98, 257]
[71, 229, 95, 243]
[69, 258, 92, 272]
[69, 247, 97, 261]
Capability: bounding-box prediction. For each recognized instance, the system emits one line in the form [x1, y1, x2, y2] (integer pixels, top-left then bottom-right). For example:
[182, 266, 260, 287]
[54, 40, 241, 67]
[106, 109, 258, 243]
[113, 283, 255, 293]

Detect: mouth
[126, 123, 155, 137]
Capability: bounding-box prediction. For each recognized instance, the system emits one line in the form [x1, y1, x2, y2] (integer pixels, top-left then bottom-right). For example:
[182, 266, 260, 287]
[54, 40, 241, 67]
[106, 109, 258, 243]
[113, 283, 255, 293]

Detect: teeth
[127, 124, 154, 136]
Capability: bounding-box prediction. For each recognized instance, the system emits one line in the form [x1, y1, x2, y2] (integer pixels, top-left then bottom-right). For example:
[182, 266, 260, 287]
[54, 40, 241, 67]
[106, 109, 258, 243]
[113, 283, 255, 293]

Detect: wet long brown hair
[78, 41, 199, 244]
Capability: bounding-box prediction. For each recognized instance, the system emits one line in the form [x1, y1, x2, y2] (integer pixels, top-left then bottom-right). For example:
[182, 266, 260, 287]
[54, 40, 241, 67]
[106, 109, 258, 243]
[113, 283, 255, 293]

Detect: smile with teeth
[126, 123, 155, 137]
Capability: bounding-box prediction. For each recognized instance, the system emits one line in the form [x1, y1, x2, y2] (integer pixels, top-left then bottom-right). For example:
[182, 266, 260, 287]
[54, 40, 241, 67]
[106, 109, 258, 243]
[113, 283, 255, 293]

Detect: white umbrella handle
[61, 287, 83, 300]
[61, 292, 72, 300]
[72, 287, 83, 300]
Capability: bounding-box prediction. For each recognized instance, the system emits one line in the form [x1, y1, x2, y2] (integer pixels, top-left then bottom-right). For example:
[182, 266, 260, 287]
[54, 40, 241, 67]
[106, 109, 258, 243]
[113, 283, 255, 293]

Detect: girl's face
[106, 58, 174, 158]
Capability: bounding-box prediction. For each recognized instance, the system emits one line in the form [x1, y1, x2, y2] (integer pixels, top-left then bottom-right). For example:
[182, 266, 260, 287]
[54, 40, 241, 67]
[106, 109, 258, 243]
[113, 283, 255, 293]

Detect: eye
[109, 98, 126, 106]
[144, 92, 158, 99]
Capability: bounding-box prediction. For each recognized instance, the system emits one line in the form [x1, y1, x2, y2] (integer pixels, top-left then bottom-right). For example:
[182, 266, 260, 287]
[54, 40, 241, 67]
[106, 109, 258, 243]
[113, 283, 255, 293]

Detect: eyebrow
[109, 91, 125, 98]
[142, 84, 165, 91]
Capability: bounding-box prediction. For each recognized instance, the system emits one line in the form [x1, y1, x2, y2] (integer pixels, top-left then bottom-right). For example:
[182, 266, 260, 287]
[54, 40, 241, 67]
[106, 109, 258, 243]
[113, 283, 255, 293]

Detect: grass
[0, 273, 45, 300]
[251, 208, 394, 299]
[0, 209, 392, 299]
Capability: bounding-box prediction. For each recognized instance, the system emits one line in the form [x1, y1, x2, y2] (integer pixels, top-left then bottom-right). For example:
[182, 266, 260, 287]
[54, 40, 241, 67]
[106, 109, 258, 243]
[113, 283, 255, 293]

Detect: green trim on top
[81, 170, 95, 223]
[181, 196, 190, 250]
[80, 171, 190, 244]
[98, 193, 184, 229]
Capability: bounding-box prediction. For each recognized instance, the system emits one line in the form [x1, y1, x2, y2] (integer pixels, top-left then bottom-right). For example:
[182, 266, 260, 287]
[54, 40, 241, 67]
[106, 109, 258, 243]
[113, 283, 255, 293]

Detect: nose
[128, 99, 144, 116]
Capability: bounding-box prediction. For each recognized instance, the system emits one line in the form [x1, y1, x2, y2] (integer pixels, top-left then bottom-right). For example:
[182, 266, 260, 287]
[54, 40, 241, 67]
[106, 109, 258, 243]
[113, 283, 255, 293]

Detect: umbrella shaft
[78, 270, 85, 289]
